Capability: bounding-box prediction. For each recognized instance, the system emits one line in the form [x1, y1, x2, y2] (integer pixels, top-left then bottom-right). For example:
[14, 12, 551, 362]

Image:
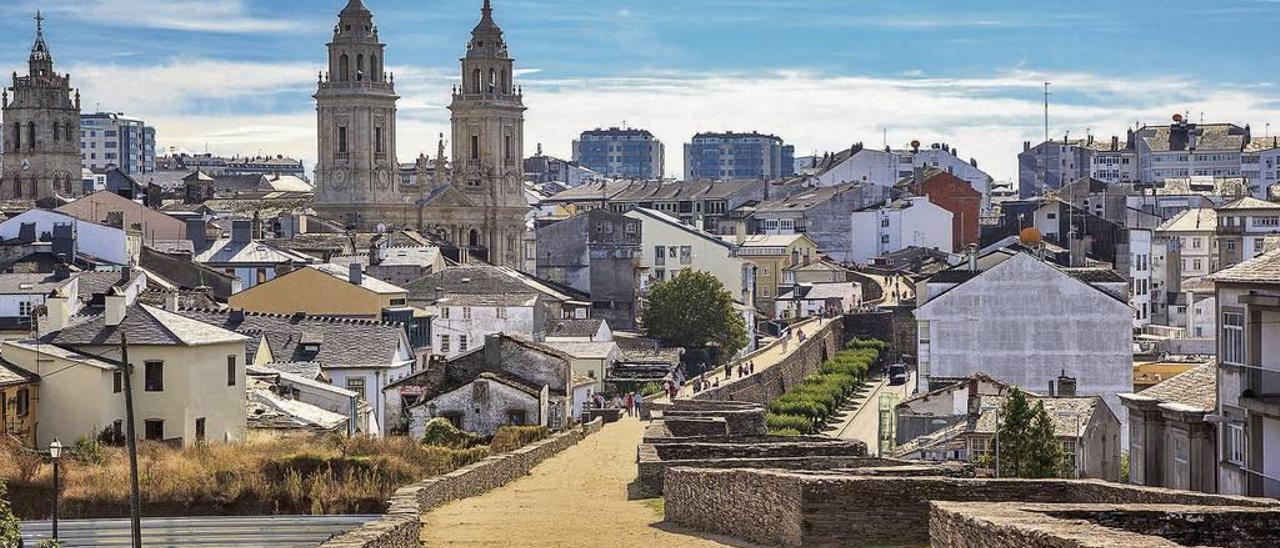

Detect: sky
[3, 0, 1280, 181]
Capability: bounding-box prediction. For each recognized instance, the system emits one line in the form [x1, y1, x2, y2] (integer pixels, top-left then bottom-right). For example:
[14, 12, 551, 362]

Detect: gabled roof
[775, 281, 856, 302]
[310, 263, 405, 294]
[404, 264, 586, 305]
[545, 318, 605, 338]
[1219, 196, 1280, 210]
[0, 356, 38, 387]
[624, 208, 737, 251]
[1210, 249, 1280, 284]
[973, 395, 1104, 437]
[1156, 208, 1217, 233]
[920, 251, 1129, 308]
[0, 272, 74, 295]
[175, 308, 408, 369]
[43, 304, 248, 346]
[195, 238, 314, 265]
[1122, 361, 1216, 413]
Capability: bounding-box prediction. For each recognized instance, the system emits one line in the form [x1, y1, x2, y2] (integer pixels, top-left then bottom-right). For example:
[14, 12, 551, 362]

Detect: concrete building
[1136, 120, 1248, 183]
[524, 145, 602, 187]
[898, 169, 981, 252]
[684, 131, 793, 181]
[534, 209, 641, 329]
[915, 251, 1133, 438]
[734, 233, 820, 314]
[751, 182, 890, 263]
[810, 143, 992, 209]
[624, 207, 755, 307]
[1, 12, 81, 199]
[0, 208, 141, 265]
[1157, 208, 1219, 282]
[79, 112, 155, 174]
[25, 299, 249, 447]
[1241, 136, 1280, 197]
[155, 153, 306, 179]
[572, 127, 664, 179]
[850, 197, 953, 265]
[1210, 250, 1280, 497]
[1216, 196, 1280, 269]
[228, 263, 408, 319]
[1121, 361, 1218, 493]
[1018, 137, 1105, 198]
[1089, 136, 1139, 184]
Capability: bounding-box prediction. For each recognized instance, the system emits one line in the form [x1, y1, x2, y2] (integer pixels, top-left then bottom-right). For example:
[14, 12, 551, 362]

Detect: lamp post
[49, 438, 63, 542]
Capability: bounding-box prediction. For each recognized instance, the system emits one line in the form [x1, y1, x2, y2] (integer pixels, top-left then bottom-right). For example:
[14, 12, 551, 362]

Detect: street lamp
[49, 438, 64, 542]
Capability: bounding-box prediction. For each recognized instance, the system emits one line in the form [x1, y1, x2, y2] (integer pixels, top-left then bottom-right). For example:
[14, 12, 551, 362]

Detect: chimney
[229, 308, 246, 322]
[120, 265, 133, 285]
[165, 291, 179, 312]
[52, 223, 76, 259]
[966, 376, 981, 419]
[17, 222, 36, 243]
[967, 244, 978, 272]
[349, 263, 363, 285]
[913, 166, 925, 189]
[44, 288, 71, 333]
[231, 219, 253, 244]
[105, 287, 126, 327]
[1023, 141, 1031, 153]
[53, 259, 71, 281]
[1057, 370, 1077, 397]
[484, 333, 502, 363]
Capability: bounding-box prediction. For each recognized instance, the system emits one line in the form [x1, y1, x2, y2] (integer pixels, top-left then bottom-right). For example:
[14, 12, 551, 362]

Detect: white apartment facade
[624, 207, 755, 308]
[430, 294, 541, 359]
[80, 112, 156, 174]
[814, 144, 993, 209]
[849, 197, 953, 264]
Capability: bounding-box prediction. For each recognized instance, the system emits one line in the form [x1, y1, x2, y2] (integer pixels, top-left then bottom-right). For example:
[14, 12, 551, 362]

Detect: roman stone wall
[693, 318, 841, 405]
[663, 468, 1280, 548]
[321, 418, 604, 548]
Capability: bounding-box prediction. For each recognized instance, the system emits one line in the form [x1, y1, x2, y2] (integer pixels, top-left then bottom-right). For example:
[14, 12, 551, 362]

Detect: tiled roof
[624, 208, 737, 251]
[545, 318, 604, 338]
[43, 304, 247, 346]
[1141, 124, 1247, 153]
[1219, 196, 1280, 210]
[1156, 208, 1217, 233]
[75, 270, 144, 302]
[0, 357, 38, 386]
[1129, 361, 1217, 413]
[0, 273, 73, 295]
[310, 264, 406, 294]
[1210, 249, 1280, 284]
[404, 264, 586, 304]
[543, 341, 618, 359]
[195, 238, 315, 265]
[175, 308, 408, 369]
[1061, 268, 1128, 284]
[973, 395, 1101, 437]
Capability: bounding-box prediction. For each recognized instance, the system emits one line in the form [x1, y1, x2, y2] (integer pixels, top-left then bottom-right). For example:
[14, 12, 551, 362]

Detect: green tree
[0, 480, 21, 548]
[642, 270, 748, 360]
[993, 389, 1066, 478]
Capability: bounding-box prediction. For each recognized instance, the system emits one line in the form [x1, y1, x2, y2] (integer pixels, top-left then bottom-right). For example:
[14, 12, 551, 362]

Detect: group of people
[729, 360, 756, 379]
[591, 391, 644, 417]
[691, 373, 719, 393]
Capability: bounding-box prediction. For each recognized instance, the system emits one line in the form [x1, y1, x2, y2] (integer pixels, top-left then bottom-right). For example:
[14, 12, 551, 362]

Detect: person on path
[633, 394, 642, 416]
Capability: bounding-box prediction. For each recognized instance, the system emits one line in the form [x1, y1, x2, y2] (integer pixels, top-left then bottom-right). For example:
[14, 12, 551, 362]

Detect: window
[17, 301, 32, 318]
[679, 246, 692, 265]
[375, 127, 384, 154]
[338, 126, 348, 153]
[113, 370, 123, 393]
[459, 335, 469, 352]
[654, 246, 665, 266]
[440, 335, 451, 354]
[507, 410, 527, 425]
[496, 307, 507, 319]
[144, 419, 164, 441]
[1222, 312, 1245, 365]
[462, 307, 472, 320]
[15, 389, 28, 417]
[195, 418, 206, 444]
[668, 247, 678, 259]
[227, 356, 237, 387]
[256, 268, 268, 285]
[471, 135, 479, 160]
[442, 307, 451, 319]
[1226, 422, 1246, 465]
[346, 377, 366, 399]
[1257, 216, 1280, 227]
[1192, 237, 1201, 249]
[144, 361, 164, 392]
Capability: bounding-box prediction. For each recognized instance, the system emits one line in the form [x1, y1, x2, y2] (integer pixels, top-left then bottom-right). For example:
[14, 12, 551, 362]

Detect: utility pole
[1042, 82, 1051, 199]
[119, 331, 143, 548]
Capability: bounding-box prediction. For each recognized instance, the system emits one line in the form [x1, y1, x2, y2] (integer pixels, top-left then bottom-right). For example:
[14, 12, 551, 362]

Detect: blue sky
[3, 0, 1280, 180]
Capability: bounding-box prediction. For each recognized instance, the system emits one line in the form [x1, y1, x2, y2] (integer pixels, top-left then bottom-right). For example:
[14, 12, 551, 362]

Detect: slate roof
[1210, 249, 1280, 284]
[1141, 123, 1248, 153]
[148, 240, 195, 255]
[75, 270, 144, 302]
[1126, 361, 1217, 413]
[1219, 196, 1280, 210]
[310, 263, 406, 294]
[734, 234, 809, 248]
[1156, 208, 1217, 233]
[1061, 268, 1128, 284]
[0, 357, 38, 387]
[376, 246, 442, 267]
[545, 318, 604, 338]
[43, 304, 248, 346]
[0, 273, 73, 295]
[404, 264, 586, 305]
[624, 208, 737, 251]
[174, 309, 408, 369]
[973, 395, 1102, 437]
[247, 386, 347, 431]
[544, 180, 637, 203]
[195, 238, 315, 265]
[1245, 136, 1280, 152]
[543, 341, 618, 360]
[776, 282, 856, 301]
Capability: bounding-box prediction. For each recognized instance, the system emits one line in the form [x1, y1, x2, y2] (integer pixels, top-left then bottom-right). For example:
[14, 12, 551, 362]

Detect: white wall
[0, 210, 136, 265]
[626, 209, 753, 307]
[850, 197, 953, 263]
[431, 304, 537, 359]
[1129, 229, 1153, 328]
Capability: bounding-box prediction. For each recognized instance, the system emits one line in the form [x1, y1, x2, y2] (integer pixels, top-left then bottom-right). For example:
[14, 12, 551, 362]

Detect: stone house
[895, 373, 1015, 445]
[410, 372, 549, 438]
[1120, 361, 1218, 493]
[22, 297, 249, 447]
[0, 358, 38, 446]
[1210, 249, 1280, 497]
[542, 340, 621, 395]
[915, 251, 1133, 441]
[534, 208, 641, 329]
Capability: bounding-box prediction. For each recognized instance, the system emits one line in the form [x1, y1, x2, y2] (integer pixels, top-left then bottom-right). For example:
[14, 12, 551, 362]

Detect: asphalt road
[830, 372, 916, 455]
[21, 515, 379, 547]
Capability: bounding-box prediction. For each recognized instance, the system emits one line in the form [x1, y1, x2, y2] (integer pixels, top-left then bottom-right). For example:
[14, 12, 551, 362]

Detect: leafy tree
[993, 388, 1066, 478]
[642, 270, 747, 360]
[0, 480, 21, 548]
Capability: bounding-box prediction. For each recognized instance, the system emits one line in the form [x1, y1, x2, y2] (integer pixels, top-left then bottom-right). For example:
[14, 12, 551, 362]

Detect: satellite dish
[1019, 227, 1043, 246]
[910, 140, 921, 149]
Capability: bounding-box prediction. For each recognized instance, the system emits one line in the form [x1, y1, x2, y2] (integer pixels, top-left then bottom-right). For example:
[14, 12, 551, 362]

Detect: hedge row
[765, 338, 885, 435]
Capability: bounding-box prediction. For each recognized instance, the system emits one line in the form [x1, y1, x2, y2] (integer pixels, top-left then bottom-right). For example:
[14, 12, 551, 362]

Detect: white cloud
[64, 58, 1280, 182]
[41, 0, 302, 33]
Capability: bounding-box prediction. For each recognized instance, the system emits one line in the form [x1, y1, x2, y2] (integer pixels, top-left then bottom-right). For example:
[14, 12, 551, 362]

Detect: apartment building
[684, 131, 794, 180]
[80, 112, 155, 174]
[572, 127, 664, 179]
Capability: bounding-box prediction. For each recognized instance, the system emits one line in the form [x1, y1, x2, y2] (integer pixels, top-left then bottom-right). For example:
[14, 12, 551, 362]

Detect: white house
[1129, 228, 1154, 328]
[812, 144, 993, 209]
[0, 209, 140, 265]
[915, 251, 1133, 441]
[850, 197, 953, 264]
[17, 299, 250, 447]
[431, 293, 541, 359]
[773, 281, 861, 320]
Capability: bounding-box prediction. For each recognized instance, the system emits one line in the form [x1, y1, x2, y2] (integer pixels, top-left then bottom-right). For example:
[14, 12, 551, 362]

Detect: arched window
[53, 122, 60, 142]
[370, 55, 379, 82]
[499, 70, 507, 94]
[65, 123, 73, 142]
[471, 68, 481, 93]
[11, 123, 20, 151]
[468, 229, 480, 248]
[26, 122, 35, 150]
[488, 69, 496, 93]
[357, 54, 365, 81]
[339, 54, 350, 82]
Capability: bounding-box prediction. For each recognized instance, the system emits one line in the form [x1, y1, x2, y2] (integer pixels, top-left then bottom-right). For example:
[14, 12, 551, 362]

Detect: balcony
[1218, 225, 1244, 235]
[1240, 367, 1280, 417]
[317, 80, 396, 94]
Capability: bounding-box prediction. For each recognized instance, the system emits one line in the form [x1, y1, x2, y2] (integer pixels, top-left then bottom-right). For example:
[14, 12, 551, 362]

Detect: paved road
[829, 373, 915, 456]
[21, 515, 378, 547]
[670, 317, 835, 400]
[420, 418, 754, 547]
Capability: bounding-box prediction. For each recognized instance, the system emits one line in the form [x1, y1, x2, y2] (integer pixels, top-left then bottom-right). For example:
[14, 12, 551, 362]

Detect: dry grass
[0, 435, 489, 519]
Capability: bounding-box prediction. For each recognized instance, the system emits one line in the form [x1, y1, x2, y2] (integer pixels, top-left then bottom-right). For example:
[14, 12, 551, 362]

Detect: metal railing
[1242, 367, 1280, 401]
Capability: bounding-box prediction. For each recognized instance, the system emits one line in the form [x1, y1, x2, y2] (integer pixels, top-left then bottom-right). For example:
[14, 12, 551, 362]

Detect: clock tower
[313, 0, 412, 229]
[2, 12, 81, 199]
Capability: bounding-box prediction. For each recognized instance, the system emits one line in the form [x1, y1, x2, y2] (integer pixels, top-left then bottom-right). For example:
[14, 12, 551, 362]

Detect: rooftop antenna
[1042, 81, 1051, 199]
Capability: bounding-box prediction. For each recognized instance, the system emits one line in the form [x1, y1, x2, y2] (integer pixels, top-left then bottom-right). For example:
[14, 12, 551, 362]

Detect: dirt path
[420, 418, 754, 548]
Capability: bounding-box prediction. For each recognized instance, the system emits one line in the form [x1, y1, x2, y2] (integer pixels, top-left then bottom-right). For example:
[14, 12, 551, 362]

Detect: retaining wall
[321, 418, 604, 548]
[663, 468, 1280, 547]
[693, 318, 841, 405]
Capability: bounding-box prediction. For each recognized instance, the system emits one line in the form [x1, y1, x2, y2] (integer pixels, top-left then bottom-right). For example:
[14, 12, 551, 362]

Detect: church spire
[30, 11, 52, 63]
[468, 0, 505, 55]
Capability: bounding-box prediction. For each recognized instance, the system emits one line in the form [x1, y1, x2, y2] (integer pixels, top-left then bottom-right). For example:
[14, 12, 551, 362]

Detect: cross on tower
[34, 10, 44, 34]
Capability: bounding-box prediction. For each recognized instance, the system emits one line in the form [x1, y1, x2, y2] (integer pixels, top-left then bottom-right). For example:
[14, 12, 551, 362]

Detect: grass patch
[638, 497, 665, 518]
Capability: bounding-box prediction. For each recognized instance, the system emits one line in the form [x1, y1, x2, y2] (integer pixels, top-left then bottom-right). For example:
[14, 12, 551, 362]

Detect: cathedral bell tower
[2, 12, 81, 199]
[314, 0, 408, 229]
[443, 0, 530, 267]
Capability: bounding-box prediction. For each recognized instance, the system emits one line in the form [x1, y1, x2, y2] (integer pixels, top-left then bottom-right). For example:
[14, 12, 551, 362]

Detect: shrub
[489, 426, 551, 453]
[770, 428, 803, 437]
[73, 437, 108, 466]
[0, 480, 19, 547]
[420, 418, 481, 449]
[766, 413, 814, 435]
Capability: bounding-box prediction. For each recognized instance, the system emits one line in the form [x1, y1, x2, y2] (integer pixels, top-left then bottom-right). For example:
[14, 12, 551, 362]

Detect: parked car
[888, 363, 909, 386]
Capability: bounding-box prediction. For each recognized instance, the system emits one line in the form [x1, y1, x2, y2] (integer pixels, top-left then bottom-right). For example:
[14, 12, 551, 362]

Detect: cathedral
[314, 0, 529, 269]
[1, 13, 82, 200]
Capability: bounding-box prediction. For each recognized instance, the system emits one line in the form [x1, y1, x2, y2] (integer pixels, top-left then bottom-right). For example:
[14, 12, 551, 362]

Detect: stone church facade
[1, 13, 82, 200]
[315, 0, 529, 269]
